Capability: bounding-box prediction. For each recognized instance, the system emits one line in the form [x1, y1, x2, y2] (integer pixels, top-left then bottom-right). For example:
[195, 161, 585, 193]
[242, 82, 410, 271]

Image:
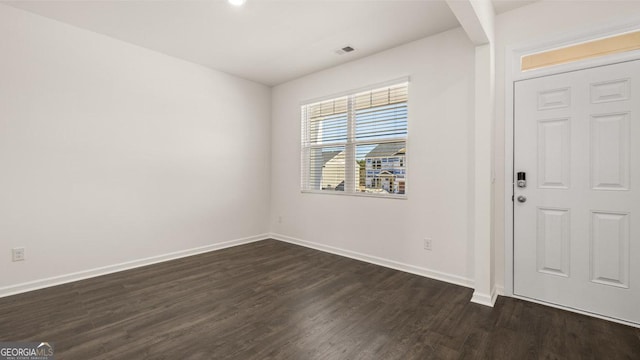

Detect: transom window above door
[521, 30, 640, 71]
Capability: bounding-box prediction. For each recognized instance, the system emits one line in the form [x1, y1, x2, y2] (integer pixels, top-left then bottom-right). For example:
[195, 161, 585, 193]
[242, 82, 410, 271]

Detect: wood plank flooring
[1, 239, 639, 359]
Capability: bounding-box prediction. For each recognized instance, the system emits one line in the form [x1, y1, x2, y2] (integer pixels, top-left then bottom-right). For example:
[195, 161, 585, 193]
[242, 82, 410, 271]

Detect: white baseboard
[0, 233, 269, 298]
[470, 285, 499, 307]
[2, 233, 476, 301]
[270, 233, 474, 289]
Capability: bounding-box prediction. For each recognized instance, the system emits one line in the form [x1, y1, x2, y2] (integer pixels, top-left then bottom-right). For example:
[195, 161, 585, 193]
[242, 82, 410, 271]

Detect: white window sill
[301, 190, 407, 200]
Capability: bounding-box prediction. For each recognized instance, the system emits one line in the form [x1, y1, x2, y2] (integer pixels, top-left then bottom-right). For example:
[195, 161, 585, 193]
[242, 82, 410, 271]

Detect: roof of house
[322, 150, 343, 165]
[365, 143, 405, 158]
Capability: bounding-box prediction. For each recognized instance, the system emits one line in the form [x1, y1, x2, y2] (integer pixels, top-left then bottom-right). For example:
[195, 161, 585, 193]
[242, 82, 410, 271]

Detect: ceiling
[493, 0, 537, 14]
[3, 0, 536, 86]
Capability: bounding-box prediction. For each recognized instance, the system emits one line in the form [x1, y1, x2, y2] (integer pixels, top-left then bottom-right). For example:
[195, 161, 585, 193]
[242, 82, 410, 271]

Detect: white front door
[514, 60, 640, 324]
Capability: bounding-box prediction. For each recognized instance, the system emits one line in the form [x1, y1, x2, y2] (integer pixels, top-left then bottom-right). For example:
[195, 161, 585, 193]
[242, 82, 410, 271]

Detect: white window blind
[301, 81, 408, 197]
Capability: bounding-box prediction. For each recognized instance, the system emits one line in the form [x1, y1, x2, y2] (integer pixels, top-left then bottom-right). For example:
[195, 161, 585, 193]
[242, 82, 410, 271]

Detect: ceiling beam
[446, 0, 495, 45]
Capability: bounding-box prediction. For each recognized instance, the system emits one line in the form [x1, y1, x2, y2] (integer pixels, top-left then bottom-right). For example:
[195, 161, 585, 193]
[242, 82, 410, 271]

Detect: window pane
[307, 97, 348, 145]
[354, 83, 408, 109]
[308, 97, 348, 117]
[306, 146, 346, 191]
[356, 142, 406, 194]
[309, 112, 348, 144]
[521, 31, 640, 71]
[355, 102, 407, 141]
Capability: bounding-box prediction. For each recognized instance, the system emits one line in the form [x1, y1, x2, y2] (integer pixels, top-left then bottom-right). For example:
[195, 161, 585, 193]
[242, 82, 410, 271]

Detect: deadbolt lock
[517, 172, 526, 188]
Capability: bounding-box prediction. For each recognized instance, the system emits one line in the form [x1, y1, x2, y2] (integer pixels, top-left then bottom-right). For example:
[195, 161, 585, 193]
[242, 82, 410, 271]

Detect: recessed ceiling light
[228, 0, 246, 6]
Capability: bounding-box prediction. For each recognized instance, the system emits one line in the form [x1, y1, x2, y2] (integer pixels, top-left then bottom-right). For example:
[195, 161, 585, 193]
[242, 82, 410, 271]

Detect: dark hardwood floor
[1, 239, 638, 359]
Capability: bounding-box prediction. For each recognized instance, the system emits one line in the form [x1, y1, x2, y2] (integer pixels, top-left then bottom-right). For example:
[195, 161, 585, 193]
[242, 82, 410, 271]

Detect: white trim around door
[503, 17, 640, 325]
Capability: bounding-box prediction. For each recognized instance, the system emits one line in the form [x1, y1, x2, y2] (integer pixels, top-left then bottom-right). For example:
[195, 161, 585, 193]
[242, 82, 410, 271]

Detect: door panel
[536, 207, 570, 277]
[590, 112, 629, 190]
[590, 211, 629, 288]
[537, 118, 571, 189]
[514, 60, 640, 324]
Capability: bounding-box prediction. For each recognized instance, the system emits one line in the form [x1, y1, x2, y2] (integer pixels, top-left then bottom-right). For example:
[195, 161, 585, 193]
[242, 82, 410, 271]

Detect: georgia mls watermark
[0, 342, 54, 360]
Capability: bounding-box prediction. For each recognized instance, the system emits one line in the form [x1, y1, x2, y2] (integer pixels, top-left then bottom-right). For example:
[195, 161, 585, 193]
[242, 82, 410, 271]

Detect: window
[521, 30, 640, 71]
[301, 81, 408, 197]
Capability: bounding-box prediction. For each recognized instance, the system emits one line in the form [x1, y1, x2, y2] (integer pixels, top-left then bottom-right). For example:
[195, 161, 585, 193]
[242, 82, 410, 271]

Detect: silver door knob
[517, 195, 527, 203]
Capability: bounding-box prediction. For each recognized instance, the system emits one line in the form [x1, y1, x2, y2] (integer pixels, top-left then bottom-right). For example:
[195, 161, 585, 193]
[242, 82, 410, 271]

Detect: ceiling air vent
[335, 46, 355, 55]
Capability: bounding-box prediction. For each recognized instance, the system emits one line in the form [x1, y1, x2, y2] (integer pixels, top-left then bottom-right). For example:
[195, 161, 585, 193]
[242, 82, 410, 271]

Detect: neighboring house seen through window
[301, 81, 408, 197]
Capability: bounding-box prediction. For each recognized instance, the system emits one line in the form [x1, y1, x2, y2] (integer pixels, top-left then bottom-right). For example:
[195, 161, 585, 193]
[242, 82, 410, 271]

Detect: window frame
[300, 78, 410, 199]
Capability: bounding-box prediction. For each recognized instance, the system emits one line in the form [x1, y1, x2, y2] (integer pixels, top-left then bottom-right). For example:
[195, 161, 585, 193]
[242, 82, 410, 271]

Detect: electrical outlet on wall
[423, 238, 432, 251]
[12, 247, 25, 262]
[278, 216, 282, 224]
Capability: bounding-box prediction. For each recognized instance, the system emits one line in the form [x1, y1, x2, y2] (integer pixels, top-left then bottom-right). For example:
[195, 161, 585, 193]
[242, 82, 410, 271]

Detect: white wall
[0, 4, 271, 293]
[494, 0, 640, 290]
[8, 0, 638, 300]
[271, 28, 476, 285]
